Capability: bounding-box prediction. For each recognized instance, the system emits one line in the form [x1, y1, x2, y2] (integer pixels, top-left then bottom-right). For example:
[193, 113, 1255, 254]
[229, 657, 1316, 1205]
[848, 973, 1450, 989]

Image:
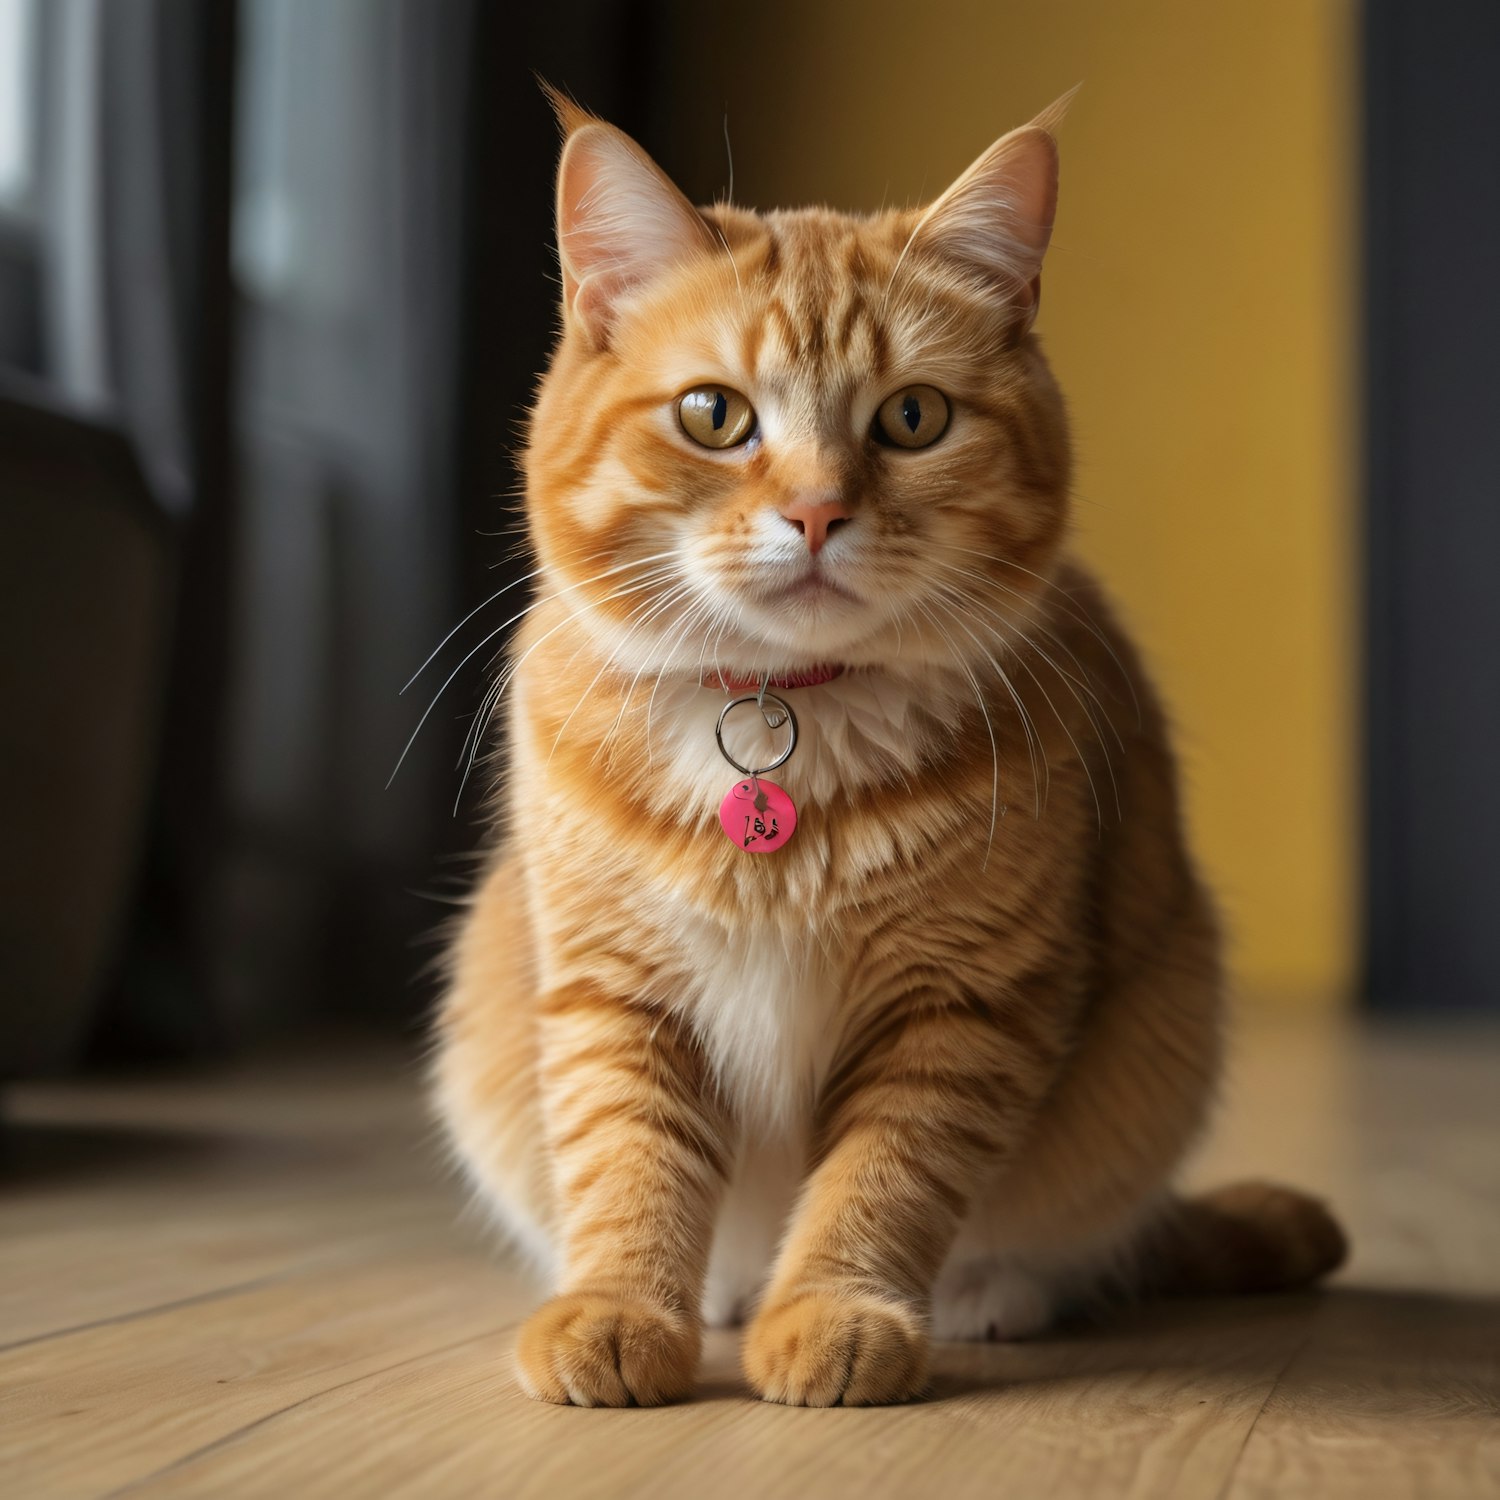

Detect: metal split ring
[714, 692, 799, 777]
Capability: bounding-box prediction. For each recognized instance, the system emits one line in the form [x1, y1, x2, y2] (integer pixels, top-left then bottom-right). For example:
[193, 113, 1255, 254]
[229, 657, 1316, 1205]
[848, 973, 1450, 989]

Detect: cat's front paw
[743, 1288, 928, 1406]
[515, 1292, 700, 1406]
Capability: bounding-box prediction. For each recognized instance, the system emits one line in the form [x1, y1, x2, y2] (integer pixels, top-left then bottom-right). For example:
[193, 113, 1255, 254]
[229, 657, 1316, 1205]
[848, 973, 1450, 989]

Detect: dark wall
[454, 3, 667, 620]
[1363, 0, 1500, 1012]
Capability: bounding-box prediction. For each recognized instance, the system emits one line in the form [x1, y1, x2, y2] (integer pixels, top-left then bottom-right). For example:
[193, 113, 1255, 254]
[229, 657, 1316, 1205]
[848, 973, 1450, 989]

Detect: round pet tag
[713, 692, 799, 853]
[718, 776, 797, 853]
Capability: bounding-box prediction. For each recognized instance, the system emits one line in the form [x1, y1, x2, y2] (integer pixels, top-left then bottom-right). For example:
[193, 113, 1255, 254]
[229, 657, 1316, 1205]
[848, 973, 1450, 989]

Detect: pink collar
[705, 664, 846, 693]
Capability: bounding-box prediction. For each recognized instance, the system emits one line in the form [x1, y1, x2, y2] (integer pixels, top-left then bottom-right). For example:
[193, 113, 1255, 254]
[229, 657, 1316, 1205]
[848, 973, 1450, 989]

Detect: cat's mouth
[704, 664, 847, 693]
[768, 574, 862, 605]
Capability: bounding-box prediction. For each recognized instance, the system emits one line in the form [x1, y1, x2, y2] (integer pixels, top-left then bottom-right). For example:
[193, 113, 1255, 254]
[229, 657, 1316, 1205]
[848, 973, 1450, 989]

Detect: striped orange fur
[433, 92, 1345, 1408]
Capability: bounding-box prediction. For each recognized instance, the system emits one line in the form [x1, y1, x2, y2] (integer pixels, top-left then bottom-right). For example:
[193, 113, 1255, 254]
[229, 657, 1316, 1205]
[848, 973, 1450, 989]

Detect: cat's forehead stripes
[712, 212, 908, 388]
[696, 209, 1008, 419]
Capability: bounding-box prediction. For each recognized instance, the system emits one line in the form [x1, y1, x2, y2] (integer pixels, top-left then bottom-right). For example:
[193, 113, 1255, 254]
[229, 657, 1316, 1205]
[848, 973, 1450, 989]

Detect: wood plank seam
[98, 1323, 522, 1500]
[0, 1220, 484, 1354]
[0, 1273, 297, 1355]
[1211, 1305, 1324, 1500]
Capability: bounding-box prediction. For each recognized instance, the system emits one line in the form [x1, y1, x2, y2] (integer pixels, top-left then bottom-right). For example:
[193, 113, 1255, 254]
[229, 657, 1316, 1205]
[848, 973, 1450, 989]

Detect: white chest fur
[670, 909, 846, 1137]
[676, 910, 844, 1325]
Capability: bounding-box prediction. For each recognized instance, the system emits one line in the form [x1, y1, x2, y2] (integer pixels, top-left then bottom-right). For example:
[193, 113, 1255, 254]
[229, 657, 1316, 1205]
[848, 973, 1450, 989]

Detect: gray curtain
[1, 0, 666, 1065]
[3, 0, 479, 1061]
[217, 0, 475, 1030]
[0, 0, 217, 1071]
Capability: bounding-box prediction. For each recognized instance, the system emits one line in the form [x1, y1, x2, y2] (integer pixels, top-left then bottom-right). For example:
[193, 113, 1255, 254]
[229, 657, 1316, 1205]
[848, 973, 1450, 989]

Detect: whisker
[931, 578, 1114, 830]
[455, 669, 505, 776]
[927, 558, 1126, 755]
[931, 593, 1047, 816]
[928, 540, 1141, 725]
[968, 604, 1102, 829]
[401, 559, 564, 695]
[914, 598, 1002, 867]
[425, 563, 679, 804]
[559, 580, 700, 769]
[614, 601, 710, 770]
[390, 616, 523, 790]
[401, 547, 682, 693]
[645, 595, 728, 765]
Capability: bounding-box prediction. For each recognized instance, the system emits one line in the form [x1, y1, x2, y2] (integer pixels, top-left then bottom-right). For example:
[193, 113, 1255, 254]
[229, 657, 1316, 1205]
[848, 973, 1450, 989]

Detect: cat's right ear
[913, 89, 1076, 336]
[548, 91, 717, 349]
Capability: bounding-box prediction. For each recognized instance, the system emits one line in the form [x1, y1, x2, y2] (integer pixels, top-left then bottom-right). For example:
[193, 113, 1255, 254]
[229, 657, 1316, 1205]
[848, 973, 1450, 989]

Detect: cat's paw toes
[743, 1289, 928, 1406]
[514, 1292, 700, 1406]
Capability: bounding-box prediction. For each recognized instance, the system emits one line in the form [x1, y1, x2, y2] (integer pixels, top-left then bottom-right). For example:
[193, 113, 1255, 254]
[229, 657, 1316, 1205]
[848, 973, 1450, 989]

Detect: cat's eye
[873, 386, 950, 450]
[678, 387, 756, 449]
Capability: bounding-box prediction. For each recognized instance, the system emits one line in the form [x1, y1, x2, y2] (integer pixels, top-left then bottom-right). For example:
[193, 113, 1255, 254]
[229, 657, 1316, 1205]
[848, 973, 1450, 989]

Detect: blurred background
[2, 0, 1496, 1079]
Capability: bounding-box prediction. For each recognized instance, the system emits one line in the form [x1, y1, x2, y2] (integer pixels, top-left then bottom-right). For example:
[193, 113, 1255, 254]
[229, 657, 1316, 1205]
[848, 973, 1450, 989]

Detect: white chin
[737, 599, 876, 654]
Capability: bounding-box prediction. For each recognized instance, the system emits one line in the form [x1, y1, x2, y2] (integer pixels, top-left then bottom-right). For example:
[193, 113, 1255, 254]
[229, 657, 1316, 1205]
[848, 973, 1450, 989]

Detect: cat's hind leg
[930, 1255, 1059, 1342]
[930, 1179, 1346, 1343]
[930, 1208, 1151, 1342]
[432, 855, 557, 1279]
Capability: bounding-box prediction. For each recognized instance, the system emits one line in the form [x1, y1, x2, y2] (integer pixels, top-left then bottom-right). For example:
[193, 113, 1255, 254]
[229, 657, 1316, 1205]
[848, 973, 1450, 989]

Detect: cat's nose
[777, 496, 854, 555]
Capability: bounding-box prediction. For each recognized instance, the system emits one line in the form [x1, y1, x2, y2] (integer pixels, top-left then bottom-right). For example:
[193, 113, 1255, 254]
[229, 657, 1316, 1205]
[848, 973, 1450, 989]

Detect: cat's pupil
[902, 395, 921, 433]
[712, 392, 727, 431]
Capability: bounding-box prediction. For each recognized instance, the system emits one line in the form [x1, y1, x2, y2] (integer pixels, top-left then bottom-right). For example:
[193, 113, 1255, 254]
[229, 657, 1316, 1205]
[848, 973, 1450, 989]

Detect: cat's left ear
[915, 89, 1076, 334]
[548, 90, 718, 349]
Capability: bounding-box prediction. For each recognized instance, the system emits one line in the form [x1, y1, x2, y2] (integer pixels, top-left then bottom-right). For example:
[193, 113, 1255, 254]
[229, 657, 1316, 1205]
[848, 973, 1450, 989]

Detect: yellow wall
[678, 0, 1356, 1001]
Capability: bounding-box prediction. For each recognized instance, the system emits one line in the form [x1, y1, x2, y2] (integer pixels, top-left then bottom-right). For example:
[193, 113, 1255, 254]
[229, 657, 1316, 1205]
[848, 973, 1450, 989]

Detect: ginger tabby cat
[433, 91, 1345, 1408]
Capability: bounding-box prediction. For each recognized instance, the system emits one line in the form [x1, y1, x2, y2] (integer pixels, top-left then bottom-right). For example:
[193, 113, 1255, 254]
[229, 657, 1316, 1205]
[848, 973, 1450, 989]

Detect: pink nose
[778, 496, 853, 554]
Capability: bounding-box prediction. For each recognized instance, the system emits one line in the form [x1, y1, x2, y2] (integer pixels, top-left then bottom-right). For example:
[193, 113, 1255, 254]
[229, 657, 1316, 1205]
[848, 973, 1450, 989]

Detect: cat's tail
[1142, 1180, 1348, 1297]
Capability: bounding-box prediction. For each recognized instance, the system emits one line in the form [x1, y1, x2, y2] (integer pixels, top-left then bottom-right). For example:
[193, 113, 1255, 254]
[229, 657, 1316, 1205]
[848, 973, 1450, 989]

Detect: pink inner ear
[999, 129, 1060, 259]
[918, 126, 1060, 301]
[555, 123, 715, 343]
[571, 272, 629, 333]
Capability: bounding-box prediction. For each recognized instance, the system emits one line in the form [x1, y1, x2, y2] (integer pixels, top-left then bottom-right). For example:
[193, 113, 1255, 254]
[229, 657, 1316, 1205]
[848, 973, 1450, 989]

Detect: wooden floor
[3, 1012, 1498, 1500]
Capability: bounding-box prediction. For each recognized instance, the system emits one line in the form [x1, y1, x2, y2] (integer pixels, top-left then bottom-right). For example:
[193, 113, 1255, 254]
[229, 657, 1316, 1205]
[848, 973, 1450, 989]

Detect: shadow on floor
[0, 1117, 302, 1187]
[922, 1287, 1499, 1418]
[692, 1287, 1499, 1414]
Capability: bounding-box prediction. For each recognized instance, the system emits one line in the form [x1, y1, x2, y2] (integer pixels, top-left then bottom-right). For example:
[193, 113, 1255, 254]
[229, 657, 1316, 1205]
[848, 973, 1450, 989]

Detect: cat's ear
[546, 89, 717, 348]
[915, 90, 1076, 333]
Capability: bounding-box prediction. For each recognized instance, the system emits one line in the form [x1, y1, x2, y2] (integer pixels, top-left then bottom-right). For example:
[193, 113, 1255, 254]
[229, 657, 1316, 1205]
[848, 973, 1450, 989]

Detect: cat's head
[525, 91, 1073, 685]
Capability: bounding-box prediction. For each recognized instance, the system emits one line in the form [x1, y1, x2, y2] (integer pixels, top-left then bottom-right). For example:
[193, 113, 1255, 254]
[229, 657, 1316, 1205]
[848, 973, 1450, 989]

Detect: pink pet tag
[718, 776, 797, 852]
[713, 691, 799, 854]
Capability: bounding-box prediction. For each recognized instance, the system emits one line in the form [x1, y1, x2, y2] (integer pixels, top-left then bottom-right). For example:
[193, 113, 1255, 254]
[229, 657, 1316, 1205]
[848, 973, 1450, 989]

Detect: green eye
[874, 385, 950, 449]
[678, 387, 756, 449]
